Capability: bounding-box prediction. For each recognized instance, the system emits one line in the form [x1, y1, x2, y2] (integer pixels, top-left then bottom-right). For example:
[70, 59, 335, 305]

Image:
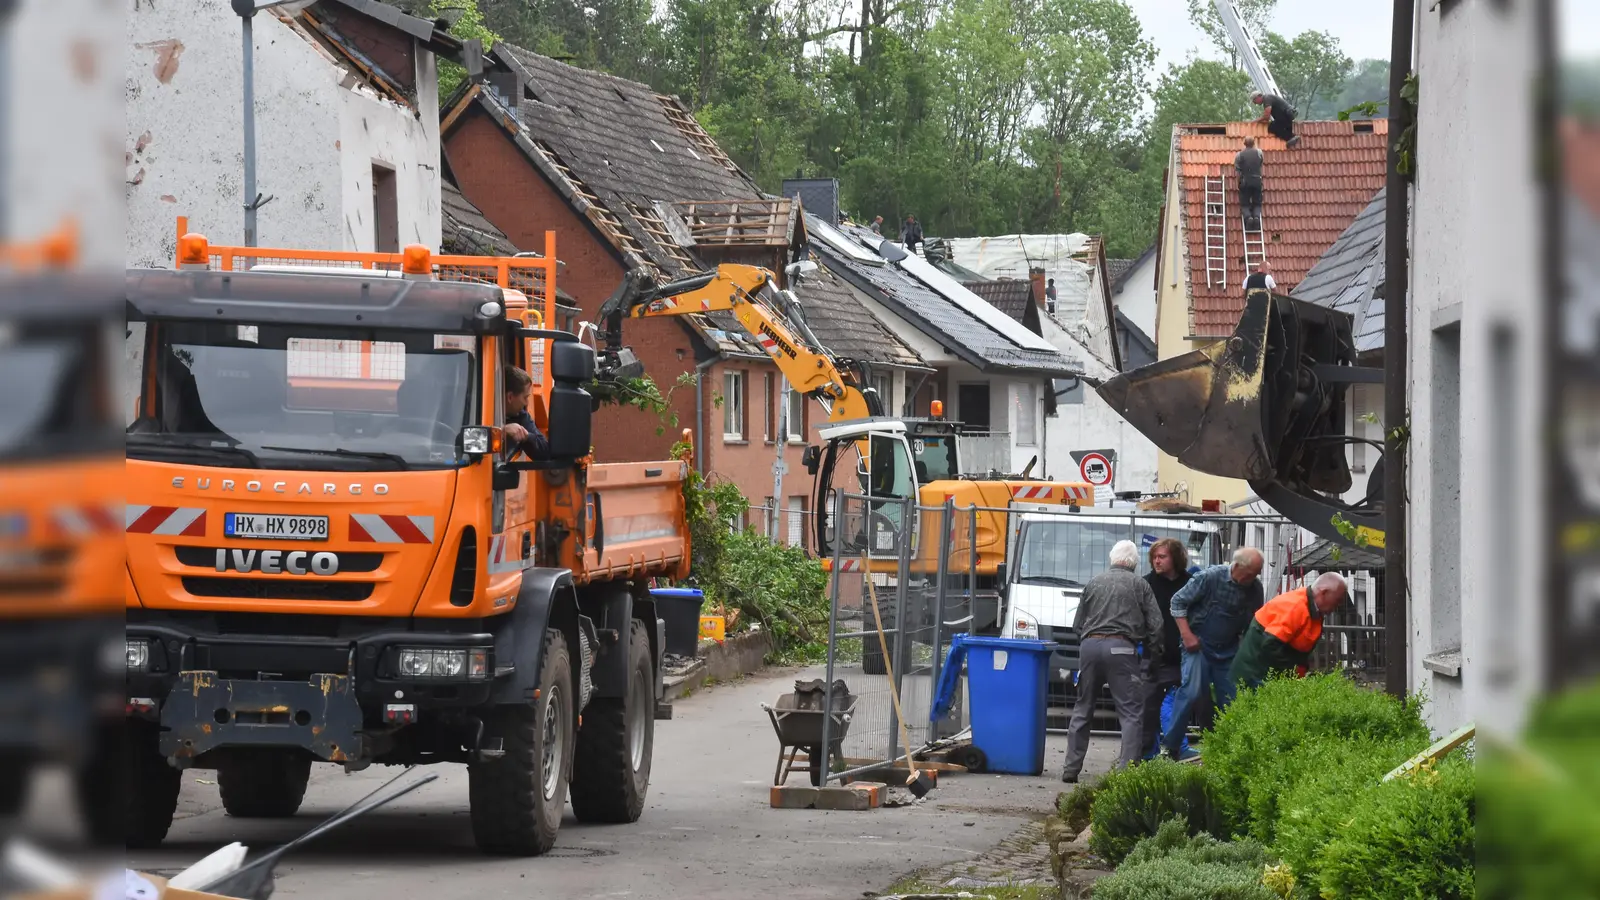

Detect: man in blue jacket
[502, 366, 550, 460]
[1162, 547, 1265, 761]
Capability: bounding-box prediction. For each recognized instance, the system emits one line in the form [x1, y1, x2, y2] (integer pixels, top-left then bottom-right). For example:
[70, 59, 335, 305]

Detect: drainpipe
[693, 356, 717, 475]
[1382, 0, 1415, 699]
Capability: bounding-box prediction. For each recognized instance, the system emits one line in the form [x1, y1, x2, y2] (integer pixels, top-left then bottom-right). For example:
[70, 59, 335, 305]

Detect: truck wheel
[470, 628, 574, 856]
[861, 640, 888, 676]
[218, 750, 311, 818]
[570, 620, 654, 823]
[125, 721, 180, 849]
[75, 725, 121, 846]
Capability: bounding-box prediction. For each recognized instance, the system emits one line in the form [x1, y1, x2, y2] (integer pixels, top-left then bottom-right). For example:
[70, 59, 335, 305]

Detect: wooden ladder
[1204, 171, 1228, 288]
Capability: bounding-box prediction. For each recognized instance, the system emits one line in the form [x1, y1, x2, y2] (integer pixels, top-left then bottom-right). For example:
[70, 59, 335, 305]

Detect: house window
[872, 373, 893, 414]
[958, 383, 992, 432]
[763, 372, 775, 442]
[1015, 382, 1038, 446]
[786, 495, 807, 547]
[723, 370, 744, 440]
[786, 386, 805, 442]
[372, 163, 398, 253]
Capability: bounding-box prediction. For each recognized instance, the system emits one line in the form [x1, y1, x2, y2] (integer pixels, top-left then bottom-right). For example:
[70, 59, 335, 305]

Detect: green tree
[1262, 29, 1352, 118]
[1332, 58, 1391, 118]
[430, 0, 500, 98]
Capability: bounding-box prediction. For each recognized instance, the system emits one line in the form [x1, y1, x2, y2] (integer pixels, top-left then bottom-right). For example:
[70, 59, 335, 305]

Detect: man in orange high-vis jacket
[1232, 572, 1349, 690]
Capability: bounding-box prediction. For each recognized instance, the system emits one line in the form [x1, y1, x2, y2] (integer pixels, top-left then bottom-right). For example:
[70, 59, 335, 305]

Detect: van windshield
[1015, 519, 1218, 585]
[126, 321, 478, 471]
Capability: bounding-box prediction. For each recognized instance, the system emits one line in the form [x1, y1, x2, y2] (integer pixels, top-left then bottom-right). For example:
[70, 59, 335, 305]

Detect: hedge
[1088, 758, 1227, 866]
[1091, 818, 1278, 900]
[1314, 755, 1475, 900]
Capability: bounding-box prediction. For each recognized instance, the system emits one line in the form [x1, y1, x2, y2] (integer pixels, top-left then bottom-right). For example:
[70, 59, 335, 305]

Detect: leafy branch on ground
[590, 371, 699, 436]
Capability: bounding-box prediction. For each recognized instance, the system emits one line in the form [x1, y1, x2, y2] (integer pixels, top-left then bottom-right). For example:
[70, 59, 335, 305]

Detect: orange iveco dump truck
[124, 225, 687, 856]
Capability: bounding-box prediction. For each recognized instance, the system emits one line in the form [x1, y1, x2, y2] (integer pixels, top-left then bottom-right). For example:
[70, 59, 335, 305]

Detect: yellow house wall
[1152, 138, 1252, 508]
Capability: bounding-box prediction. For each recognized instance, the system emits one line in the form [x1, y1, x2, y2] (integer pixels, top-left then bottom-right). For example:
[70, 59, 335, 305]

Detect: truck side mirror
[995, 563, 1008, 585]
[802, 445, 821, 475]
[492, 465, 522, 491]
[547, 384, 592, 458]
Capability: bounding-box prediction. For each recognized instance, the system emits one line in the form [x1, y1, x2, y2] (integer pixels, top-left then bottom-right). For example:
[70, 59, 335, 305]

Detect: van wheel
[571, 620, 654, 823]
[218, 750, 311, 818]
[125, 721, 180, 849]
[470, 629, 573, 856]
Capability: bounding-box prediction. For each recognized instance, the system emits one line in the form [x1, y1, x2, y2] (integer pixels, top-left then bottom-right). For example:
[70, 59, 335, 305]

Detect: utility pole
[233, 0, 289, 246]
[0, 0, 17, 240]
[1382, 0, 1415, 699]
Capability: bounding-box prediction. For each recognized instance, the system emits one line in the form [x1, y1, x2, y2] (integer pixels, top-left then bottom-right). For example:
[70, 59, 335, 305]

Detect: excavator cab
[810, 420, 921, 561]
[1096, 288, 1385, 547]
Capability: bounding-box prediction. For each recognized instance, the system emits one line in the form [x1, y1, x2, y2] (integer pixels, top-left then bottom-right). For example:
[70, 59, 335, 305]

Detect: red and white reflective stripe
[53, 505, 123, 536]
[125, 506, 207, 536]
[1062, 486, 1095, 503]
[836, 559, 863, 572]
[757, 334, 779, 354]
[700, 298, 713, 310]
[486, 534, 523, 573]
[1011, 485, 1052, 500]
[349, 514, 435, 544]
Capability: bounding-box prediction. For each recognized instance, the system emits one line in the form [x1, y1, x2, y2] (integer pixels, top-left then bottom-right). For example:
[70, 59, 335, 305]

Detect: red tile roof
[1567, 119, 1600, 219]
[1176, 120, 1389, 336]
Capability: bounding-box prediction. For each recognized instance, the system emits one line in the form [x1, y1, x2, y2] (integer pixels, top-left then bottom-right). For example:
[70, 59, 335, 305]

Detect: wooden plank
[1382, 723, 1474, 782]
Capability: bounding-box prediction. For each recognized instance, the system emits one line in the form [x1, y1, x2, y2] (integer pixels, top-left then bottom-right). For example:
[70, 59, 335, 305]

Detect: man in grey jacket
[1060, 540, 1165, 783]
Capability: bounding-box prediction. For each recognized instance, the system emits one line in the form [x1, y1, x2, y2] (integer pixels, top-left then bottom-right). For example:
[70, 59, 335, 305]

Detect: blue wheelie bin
[962, 635, 1058, 775]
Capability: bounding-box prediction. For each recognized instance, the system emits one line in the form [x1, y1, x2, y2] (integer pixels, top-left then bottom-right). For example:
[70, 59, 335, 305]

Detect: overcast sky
[1126, 0, 1600, 75]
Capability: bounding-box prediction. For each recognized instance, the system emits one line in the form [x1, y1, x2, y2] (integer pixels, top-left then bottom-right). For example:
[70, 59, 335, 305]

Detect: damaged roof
[441, 180, 519, 258]
[962, 279, 1042, 334]
[1291, 187, 1386, 356]
[796, 262, 926, 369]
[1173, 120, 1388, 336]
[809, 215, 1080, 376]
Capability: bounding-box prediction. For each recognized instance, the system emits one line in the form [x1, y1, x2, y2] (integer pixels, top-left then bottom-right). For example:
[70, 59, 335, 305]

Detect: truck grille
[182, 577, 374, 602]
[174, 546, 383, 573]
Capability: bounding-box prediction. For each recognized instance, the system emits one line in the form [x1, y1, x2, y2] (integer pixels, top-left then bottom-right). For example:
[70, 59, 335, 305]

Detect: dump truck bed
[577, 459, 691, 583]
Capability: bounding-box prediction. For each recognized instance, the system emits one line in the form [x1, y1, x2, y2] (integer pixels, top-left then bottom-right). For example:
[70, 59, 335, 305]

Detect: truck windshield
[0, 324, 120, 463]
[1015, 519, 1219, 585]
[126, 321, 478, 471]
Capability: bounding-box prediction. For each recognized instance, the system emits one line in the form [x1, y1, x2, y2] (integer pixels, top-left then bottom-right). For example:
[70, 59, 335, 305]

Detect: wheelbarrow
[760, 679, 856, 787]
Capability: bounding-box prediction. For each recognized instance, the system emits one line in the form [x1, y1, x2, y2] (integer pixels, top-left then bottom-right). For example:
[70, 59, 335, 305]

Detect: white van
[997, 505, 1223, 684]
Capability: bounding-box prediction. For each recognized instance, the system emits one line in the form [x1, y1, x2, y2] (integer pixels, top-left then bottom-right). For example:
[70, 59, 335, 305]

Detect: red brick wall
[443, 108, 795, 509]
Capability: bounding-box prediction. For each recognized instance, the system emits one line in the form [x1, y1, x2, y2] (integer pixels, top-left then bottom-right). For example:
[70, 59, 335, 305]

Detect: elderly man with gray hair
[1059, 540, 1165, 783]
[1162, 547, 1266, 761]
[1232, 572, 1350, 689]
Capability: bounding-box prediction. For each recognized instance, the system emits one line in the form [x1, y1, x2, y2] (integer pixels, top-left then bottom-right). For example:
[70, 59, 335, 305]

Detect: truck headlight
[126, 638, 151, 671]
[397, 647, 491, 681]
[460, 426, 492, 456]
[1012, 612, 1039, 639]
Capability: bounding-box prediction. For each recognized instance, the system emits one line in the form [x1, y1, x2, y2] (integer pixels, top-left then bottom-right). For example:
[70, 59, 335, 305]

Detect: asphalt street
[25, 666, 1118, 899]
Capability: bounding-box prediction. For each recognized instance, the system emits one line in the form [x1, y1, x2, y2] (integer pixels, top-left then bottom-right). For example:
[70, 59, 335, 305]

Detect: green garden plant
[1313, 755, 1475, 900]
[1092, 818, 1278, 900]
[1089, 759, 1226, 865]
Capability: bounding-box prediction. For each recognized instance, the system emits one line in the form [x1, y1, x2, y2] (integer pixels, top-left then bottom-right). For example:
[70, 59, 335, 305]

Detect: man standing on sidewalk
[1162, 547, 1265, 761]
[1060, 541, 1165, 783]
[1140, 538, 1191, 760]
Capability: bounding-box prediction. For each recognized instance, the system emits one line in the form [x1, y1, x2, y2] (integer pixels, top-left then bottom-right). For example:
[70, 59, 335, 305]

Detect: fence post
[819, 489, 847, 776]
[888, 496, 914, 762]
[929, 499, 954, 739]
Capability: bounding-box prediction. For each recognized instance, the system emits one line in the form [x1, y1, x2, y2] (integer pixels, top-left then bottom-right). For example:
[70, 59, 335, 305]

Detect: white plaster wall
[1038, 314, 1160, 497]
[1114, 253, 1159, 340]
[1409, 0, 1543, 736]
[127, 3, 439, 267]
[7, 0, 123, 267]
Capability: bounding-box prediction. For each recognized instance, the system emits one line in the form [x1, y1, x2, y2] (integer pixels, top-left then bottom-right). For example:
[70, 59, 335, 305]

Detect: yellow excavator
[1095, 287, 1385, 549]
[596, 262, 1095, 663]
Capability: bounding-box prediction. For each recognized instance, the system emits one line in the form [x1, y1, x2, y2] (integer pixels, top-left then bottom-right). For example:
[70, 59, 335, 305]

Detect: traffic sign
[1078, 452, 1113, 486]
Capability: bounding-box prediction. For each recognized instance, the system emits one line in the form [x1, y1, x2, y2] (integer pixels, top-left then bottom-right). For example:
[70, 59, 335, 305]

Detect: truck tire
[0, 754, 29, 816]
[570, 620, 653, 823]
[125, 721, 180, 849]
[75, 725, 121, 846]
[470, 628, 574, 856]
[218, 750, 311, 818]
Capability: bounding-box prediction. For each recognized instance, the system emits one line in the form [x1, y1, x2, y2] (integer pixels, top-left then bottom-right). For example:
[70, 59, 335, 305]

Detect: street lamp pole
[233, 0, 290, 246]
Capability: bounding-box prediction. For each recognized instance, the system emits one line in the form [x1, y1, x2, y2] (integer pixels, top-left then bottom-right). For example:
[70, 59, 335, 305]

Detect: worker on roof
[1243, 261, 1276, 293]
[900, 215, 924, 256]
[1252, 92, 1300, 148]
[502, 365, 551, 460]
[1232, 572, 1350, 689]
[870, 215, 884, 235]
[1235, 136, 1265, 231]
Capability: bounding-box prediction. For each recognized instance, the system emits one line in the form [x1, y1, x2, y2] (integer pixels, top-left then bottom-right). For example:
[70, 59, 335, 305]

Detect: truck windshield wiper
[126, 434, 261, 467]
[259, 445, 410, 470]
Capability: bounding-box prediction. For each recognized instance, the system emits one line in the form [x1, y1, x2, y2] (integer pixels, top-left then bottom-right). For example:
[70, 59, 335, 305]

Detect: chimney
[1029, 267, 1047, 310]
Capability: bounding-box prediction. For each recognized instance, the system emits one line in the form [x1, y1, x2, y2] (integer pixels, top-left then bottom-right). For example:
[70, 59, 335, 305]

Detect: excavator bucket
[1098, 289, 1383, 547]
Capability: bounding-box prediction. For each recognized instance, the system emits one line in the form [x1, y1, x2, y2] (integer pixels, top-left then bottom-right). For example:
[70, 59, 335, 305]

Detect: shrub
[1093, 818, 1278, 900]
[1057, 781, 1099, 836]
[718, 528, 829, 661]
[1241, 737, 1418, 846]
[1089, 759, 1226, 865]
[1313, 755, 1475, 900]
[1204, 674, 1430, 832]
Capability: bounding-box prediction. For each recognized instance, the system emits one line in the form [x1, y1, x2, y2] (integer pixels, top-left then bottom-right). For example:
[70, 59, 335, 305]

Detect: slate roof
[795, 262, 926, 369]
[962, 279, 1042, 334]
[1106, 258, 1137, 287]
[1291, 187, 1386, 356]
[441, 180, 519, 257]
[1174, 120, 1389, 335]
[496, 43, 762, 278]
[809, 214, 1080, 376]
